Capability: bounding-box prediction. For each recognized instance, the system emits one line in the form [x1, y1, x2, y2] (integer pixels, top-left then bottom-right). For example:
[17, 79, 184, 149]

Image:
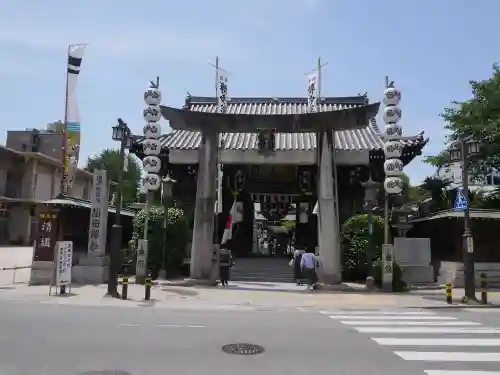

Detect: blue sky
[0, 0, 499, 184]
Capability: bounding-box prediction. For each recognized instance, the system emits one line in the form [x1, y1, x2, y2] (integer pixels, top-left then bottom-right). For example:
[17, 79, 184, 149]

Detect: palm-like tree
[418, 177, 452, 213]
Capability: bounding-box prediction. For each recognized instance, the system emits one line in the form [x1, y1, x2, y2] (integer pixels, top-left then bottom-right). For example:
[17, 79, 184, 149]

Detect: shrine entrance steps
[230, 257, 294, 283]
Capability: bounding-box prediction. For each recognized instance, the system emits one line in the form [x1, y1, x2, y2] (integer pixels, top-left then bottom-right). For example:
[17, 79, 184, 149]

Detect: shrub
[341, 214, 384, 281]
[132, 206, 189, 277]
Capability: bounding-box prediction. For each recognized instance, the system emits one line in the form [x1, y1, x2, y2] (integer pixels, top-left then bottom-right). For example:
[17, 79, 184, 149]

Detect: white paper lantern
[143, 122, 161, 139]
[143, 105, 161, 123]
[384, 176, 404, 194]
[383, 123, 403, 140]
[143, 139, 162, 156]
[144, 88, 162, 106]
[383, 105, 402, 124]
[383, 87, 401, 106]
[384, 140, 403, 158]
[143, 155, 161, 174]
[143, 173, 161, 191]
[384, 158, 404, 176]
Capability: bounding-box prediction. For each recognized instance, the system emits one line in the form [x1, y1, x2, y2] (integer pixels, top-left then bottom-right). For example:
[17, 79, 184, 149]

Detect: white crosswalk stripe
[319, 309, 500, 374]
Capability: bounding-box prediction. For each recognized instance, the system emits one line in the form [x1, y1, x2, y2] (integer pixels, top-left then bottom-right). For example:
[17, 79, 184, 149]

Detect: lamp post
[158, 175, 176, 279]
[449, 137, 480, 301]
[361, 175, 378, 282]
[108, 118, 131, 297]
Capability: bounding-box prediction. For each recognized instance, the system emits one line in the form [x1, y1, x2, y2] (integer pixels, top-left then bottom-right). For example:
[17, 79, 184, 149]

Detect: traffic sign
[454, 189, 468, 211]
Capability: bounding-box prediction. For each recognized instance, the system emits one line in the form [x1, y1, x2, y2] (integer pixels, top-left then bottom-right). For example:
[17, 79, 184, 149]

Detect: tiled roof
[146, 96, 424, 152]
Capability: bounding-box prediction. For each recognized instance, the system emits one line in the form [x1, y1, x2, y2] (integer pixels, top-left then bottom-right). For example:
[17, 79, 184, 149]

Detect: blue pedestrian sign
[454, 189, 468, 211]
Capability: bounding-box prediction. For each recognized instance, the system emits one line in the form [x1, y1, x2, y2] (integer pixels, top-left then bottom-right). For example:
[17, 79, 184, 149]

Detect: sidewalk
[0, 280, 471, 310]
[408, 287, 500, 308]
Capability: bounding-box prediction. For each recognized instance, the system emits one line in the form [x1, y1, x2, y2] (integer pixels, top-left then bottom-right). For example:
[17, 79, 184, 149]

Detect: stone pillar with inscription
[72, 169, 109, 284]
[317, 131, 341, 284]
[190, 130, 218, 280]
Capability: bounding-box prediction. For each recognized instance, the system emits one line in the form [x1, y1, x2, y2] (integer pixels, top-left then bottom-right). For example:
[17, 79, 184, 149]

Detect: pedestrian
[219, 247, 233, 286]
[291, 247, 305, 285]
[300, 247, 317, 290]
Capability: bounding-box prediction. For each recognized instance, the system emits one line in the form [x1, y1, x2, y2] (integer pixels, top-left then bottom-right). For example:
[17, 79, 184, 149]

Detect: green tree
[442, 64, 500, 177]
[423, 150, 450, 168]
[86, 149, 141, 205]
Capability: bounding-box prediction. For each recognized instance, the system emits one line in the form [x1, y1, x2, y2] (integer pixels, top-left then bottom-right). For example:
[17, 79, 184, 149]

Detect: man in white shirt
[300, 249, 317, 290]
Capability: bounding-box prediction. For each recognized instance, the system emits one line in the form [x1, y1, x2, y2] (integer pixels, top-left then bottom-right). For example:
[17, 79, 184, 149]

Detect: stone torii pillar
[190, 129, 218, 279]
[317, 131, 341, 284]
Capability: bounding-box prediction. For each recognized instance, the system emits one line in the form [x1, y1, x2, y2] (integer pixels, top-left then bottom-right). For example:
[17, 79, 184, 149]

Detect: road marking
[342, 320, 480, 326]
[395, 351, 500, 362]
[355, 327, 500, 334]
[463, 309, 500, 313]
[118, 324, 205, 328]
[320, 310, 435, 315]
[425, 371, 500, 375]
[329, 315, 456, 320]
[373, 338, 500, 346]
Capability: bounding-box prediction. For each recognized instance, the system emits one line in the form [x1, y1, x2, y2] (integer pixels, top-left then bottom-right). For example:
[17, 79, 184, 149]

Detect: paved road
[0, 301, 424, 375]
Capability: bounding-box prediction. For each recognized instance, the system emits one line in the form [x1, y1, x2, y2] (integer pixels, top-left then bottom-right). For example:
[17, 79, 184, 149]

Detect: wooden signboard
[33, 212, 58, 261]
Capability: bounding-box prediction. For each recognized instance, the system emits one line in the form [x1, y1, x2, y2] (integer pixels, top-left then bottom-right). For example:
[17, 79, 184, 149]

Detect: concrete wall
[34, 162, 55, 201]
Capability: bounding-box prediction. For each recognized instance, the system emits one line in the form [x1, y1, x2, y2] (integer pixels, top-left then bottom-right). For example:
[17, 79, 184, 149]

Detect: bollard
[144, 276, 152, 301]
[121, 276, 129, 300]
[445, 283, 452, 304]
[481, 273, 488, 305]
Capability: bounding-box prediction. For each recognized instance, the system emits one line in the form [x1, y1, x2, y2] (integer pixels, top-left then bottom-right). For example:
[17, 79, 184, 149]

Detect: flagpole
[60, 44, 71, 197]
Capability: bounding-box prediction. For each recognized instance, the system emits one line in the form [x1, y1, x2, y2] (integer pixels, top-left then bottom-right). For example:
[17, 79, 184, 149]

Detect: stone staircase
[230, 257, 295, 283]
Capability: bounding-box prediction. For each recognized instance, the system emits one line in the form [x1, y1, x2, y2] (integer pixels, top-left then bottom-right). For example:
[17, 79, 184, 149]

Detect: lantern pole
[140, 77, 163, 284]
[381, 76, 404, 292]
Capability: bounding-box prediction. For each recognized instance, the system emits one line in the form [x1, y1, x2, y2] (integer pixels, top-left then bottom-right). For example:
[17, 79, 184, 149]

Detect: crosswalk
[319, 309, 500, 375]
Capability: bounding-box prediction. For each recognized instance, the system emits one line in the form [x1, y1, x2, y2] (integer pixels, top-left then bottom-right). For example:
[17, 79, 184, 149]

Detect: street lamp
[361, 175, 378, 285]
[108, 118, 131, 297]
[158, 174, 176, 279]
[449, 137, 480, 301]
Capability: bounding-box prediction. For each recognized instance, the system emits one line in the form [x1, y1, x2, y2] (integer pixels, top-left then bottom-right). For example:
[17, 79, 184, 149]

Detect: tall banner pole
[60, 45, 71, 196]
[62, 43, 87, 196]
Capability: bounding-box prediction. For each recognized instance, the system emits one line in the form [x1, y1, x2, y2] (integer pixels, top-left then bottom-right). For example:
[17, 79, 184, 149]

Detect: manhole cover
[79, 372, 132, 375]
[222, 343, 265, 355]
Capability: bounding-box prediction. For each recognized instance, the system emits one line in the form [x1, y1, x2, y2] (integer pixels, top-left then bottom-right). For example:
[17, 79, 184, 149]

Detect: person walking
[292, 247, 305, 285]
[219, 247, 233, 286]
[300, 248, 317, 290]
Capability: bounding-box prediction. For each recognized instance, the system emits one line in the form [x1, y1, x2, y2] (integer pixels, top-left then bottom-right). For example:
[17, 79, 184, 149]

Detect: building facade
[0, 129, 93, 245]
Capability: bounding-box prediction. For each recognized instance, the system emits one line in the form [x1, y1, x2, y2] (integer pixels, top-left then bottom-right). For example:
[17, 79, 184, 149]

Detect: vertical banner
[215, 68, 228, 214]
[217, 71, 229, 114]
[87, 169, 109, 256]
[64, 44, 86, 191]
[307, 73, 318, 112]
[55, 241, 73, 286]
